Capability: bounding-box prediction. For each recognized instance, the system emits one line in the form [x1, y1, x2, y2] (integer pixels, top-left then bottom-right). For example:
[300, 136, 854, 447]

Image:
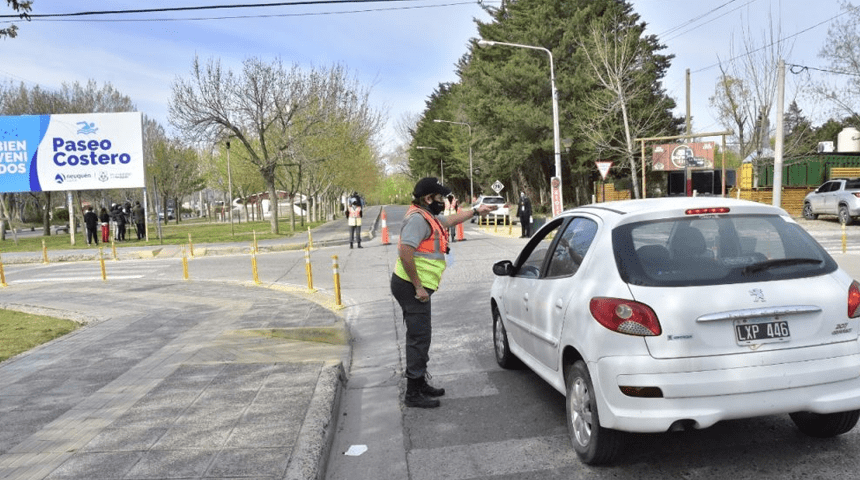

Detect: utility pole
[773, 59, 785, 208]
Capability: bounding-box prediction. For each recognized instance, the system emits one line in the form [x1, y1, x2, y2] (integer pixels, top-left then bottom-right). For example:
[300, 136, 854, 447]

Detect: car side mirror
[493, 260, 515, 276]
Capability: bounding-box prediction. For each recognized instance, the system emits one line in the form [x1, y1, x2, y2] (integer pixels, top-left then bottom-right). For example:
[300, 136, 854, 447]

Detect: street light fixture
[477, 39, 563, 216]
[416, 146, 441, 184]
[433, 119, 474, 202]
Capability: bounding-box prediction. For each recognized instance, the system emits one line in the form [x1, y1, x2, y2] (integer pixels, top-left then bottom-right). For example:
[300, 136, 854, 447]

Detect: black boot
[419, 375, 445, 397]
[405, 378, 440, 408]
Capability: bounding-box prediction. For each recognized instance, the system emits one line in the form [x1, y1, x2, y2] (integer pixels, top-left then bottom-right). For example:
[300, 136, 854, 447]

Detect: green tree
[458, 0, 679, 206]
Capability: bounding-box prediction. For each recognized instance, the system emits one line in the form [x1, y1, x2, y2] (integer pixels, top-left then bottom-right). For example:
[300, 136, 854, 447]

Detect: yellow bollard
[253, 230, 259, 254]
[843, 223, 848, 254]
[508, 217, 513, 236]
[188, 233, 194, 257]
[99, 247, 107, 282]
[332, 255, 342, 307]
[494, 214, 498, 233]
[182, 245, 190, 280]
[42, 239, 49, 264]
[111, 239, 118, 261]
[307, 226, 314, 250]
[305, 248, 315, 292]
[0, 252, 7, 287]
[251, 240, 261, 285]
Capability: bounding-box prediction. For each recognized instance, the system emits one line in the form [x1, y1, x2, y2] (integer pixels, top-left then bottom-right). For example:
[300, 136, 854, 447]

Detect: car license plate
[734, 318, 790, 345]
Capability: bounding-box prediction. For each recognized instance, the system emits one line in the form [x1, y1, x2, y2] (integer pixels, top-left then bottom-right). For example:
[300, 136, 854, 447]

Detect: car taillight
[849, 281, 860, 318]
[853, 193, 860, 199]
[589, 297, 661, 336]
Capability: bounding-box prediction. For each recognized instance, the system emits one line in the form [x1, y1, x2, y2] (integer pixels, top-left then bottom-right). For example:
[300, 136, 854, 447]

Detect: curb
[284, 360, 347, 480]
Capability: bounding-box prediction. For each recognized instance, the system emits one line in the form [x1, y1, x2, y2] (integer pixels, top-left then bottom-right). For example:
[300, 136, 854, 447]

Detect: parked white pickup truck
[803, 178, 860, 225]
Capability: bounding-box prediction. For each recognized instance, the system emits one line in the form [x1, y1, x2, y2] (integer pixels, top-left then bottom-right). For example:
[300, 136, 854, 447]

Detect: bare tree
[170, 56, 381, 234]
[815, 1, 860, 122]
[577, 15, 673, 199]
[709, 8, 792, 184]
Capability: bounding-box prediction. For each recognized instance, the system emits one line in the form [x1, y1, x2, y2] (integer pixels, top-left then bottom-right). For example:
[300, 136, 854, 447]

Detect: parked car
[471, 195, 512, 224]
[490, 197, 860, 465]
[803, 178, 860, 225]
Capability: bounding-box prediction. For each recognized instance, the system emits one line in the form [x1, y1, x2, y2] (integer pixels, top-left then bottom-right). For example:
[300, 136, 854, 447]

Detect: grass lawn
[0, 217, 326, 253]
[0, 310, 79, 362]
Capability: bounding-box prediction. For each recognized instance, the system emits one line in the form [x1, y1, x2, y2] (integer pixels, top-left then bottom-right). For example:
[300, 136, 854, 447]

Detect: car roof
[562, 197, 788, 225]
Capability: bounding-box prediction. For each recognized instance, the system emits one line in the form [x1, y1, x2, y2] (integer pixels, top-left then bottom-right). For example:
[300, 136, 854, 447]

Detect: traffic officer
[391, 177, 497, 408]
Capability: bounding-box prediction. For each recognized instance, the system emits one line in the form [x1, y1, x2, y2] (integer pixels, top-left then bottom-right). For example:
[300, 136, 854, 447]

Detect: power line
[13, 1, 477, 23]
[787, 62, 860, 78]
[0, 0, 443, 19]
[691, 9, 851, 75]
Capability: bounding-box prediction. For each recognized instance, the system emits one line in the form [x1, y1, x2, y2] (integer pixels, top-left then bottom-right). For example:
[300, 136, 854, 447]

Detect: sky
[0, 0, 850, 157]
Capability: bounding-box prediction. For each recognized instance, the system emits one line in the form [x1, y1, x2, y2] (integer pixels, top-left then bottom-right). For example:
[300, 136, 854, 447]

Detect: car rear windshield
[483, 197, 505, 204]
[846, 179, 860, 189]
[613, 214, 838, 287]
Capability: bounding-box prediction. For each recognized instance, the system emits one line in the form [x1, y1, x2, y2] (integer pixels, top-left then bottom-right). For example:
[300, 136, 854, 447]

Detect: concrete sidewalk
[0, 207, 384, 480]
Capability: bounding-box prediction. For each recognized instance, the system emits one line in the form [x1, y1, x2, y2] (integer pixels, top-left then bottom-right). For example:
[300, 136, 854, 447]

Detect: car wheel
[789, 410, 860, 438]
[493, 306, 520, 369]
[839, 205, 854, 225]
[565, 361, 623, 465]
[802, 203, 818, 220]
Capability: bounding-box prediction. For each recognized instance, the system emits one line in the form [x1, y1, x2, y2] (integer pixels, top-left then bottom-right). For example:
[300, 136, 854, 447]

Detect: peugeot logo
[749, 288, 765, 302]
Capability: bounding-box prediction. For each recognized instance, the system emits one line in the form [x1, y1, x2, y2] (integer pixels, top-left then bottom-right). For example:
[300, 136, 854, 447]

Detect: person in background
[132, 201, 145, 240]
[347, 198, 362, 249]
[83, 205, 99, 246]
[99, 207, 110, 243]
[391, 177, 497, 408]
[518, 191, 533, 238]
[444, 193, 459, 242]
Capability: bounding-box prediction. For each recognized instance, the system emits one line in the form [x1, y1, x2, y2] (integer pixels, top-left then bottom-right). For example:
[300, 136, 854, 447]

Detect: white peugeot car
[490, 197, 860, 465]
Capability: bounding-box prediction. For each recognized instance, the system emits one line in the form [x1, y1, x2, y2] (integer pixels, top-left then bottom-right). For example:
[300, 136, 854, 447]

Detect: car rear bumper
[592, 343, 860, 432]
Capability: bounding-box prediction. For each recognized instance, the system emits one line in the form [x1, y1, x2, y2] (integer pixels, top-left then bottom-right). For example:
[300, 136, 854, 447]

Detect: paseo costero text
[0, 137, 132, 175]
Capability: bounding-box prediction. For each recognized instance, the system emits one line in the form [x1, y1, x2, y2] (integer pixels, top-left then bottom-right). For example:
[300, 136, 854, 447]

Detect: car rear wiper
[742, 258, 823, 275]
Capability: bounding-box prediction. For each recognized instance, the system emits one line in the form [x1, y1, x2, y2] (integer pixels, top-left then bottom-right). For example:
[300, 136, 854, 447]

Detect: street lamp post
[416, 146, 441, 184]
[477, 39, 563, 216]
[433, 119, 473, 202]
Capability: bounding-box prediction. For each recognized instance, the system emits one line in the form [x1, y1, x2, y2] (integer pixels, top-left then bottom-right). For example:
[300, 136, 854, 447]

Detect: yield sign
[596, 161, 613, 180]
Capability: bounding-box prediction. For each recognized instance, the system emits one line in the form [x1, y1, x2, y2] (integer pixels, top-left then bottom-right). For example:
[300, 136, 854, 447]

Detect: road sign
[596, 161, 613, 180]
[491, 180, 504, 193]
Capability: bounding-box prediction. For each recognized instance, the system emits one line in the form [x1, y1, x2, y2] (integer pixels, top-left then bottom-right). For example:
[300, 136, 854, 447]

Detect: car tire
[839, 205, 854, 226]
[802, 203, 818, 220]
[493, 306, 521, 369]
[790, 410, 860, 438]
[565, 361, 624, 465]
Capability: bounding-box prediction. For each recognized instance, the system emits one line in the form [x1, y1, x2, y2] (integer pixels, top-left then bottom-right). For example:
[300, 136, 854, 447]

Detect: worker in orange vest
[391, 177, 497, 408]
[347, 197, 362, 249]
[444, 193, 459, 242]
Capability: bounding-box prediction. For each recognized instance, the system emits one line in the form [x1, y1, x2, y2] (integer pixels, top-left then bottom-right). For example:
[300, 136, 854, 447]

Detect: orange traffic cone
[456, 210, 465, 241]
[381, 208, 390, 245]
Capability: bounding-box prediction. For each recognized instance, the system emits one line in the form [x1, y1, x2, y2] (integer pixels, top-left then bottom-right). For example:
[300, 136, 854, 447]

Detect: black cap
[413, 177, 451, 198]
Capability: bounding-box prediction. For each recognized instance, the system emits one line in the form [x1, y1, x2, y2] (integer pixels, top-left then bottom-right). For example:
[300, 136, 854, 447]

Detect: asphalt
[0, 207, 389, 480]
[3, 208, 860, 480]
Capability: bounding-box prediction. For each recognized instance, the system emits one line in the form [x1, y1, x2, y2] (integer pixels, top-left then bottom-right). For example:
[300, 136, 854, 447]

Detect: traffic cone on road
[381, 208, 390, 245]
[456, 216, 465, 241]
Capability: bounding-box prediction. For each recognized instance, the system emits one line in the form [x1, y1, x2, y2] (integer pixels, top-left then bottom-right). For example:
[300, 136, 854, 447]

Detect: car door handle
[555, 299, 564, 309]
[523, 293, 529, 302]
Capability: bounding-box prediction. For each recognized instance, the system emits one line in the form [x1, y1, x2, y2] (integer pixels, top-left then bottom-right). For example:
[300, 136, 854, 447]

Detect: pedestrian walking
[132, 201, 145, 240]
[347, 198, 362, 249]
[98, 207, 110, 243]
[83, 205, 99, 246]
[390, 177, 497, 408]
[518, 191, 532, 238]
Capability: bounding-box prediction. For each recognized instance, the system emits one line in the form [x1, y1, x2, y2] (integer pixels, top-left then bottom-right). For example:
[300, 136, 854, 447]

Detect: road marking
[11, 275, 144, 283]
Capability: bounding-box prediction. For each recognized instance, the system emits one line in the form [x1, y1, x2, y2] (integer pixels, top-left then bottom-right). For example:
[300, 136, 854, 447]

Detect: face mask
[429, 200, 445, 215]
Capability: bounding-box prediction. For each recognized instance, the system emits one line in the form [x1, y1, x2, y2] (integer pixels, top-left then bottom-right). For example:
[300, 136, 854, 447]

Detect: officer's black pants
[391, 274, 435, 379]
